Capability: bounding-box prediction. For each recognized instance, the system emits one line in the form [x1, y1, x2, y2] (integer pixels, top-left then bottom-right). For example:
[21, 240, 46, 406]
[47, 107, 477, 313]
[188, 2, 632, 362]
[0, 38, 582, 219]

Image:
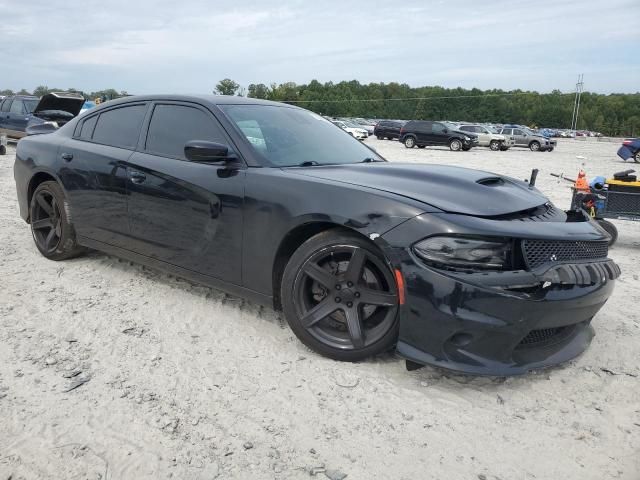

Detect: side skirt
[77, 236, 274, 308]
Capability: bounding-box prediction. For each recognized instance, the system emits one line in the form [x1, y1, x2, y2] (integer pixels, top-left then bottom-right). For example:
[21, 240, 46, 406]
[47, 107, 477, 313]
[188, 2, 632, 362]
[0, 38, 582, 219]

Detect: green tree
[214, 78, 240, 96]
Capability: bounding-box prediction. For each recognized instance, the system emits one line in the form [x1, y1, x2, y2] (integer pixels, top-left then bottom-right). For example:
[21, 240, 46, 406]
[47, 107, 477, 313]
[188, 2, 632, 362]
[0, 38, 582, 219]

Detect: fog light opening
[449, 332, 474, 347]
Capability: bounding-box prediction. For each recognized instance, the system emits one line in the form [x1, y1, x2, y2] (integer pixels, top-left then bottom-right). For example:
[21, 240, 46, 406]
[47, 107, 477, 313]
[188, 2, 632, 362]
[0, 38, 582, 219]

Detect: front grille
[517, 325, 575, 348]
[522, 239, 608, 269]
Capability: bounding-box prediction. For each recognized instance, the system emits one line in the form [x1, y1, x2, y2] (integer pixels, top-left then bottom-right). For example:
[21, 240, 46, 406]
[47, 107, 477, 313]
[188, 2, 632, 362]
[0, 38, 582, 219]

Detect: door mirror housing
[184, 140, 234, 163]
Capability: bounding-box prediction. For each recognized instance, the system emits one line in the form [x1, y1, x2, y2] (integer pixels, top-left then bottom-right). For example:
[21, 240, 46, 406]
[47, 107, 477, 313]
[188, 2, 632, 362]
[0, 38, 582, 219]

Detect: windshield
[23, 99, 39, 113]
[221, 105, 383, 167]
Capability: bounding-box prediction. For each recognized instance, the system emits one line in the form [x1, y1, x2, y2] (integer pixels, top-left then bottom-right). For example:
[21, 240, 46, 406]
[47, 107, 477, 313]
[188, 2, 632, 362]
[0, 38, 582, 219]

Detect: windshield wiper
[297, 161, 321, 167]
[359, 157, 383, 163]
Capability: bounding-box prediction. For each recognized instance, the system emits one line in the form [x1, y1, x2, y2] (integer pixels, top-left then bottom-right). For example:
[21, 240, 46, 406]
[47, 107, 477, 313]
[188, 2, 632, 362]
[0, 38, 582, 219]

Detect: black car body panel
[374, 120, 404, 139]
[13, 94, 620, 375]
[399, 120, 479, 149]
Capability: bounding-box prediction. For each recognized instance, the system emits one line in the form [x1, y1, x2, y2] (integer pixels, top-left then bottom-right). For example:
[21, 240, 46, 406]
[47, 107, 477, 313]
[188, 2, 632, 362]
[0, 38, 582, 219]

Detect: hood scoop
[476, 177, 505, 187]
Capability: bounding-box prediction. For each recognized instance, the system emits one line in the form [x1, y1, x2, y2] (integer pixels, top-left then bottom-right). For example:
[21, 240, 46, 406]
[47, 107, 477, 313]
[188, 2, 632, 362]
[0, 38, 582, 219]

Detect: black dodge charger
[14, 95, 620, 375]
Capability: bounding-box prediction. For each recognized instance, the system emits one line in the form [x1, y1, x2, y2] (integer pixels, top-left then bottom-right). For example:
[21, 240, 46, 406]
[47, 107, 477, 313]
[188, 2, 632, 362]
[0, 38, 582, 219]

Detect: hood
[452, 129, 477, 139]
[289, 163, 549, 216]
[33, 92, 85, 117]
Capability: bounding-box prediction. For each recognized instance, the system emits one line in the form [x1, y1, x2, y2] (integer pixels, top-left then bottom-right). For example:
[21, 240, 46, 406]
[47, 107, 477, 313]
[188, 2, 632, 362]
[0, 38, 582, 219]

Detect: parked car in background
[331, 120, 368, 140]
[456, 124, 515, 151]
[0, 92, 85, 139]
[499, 126, 556, 152]
[340, 119, 373, 136]
[617, 138, 640, 163]
[374, 120, 405, 140]
[399, 120, 478, 151]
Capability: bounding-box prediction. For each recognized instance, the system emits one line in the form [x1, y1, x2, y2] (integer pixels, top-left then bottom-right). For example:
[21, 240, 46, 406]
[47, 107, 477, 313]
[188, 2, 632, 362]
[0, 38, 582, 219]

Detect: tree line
[4, 80, 638, 137]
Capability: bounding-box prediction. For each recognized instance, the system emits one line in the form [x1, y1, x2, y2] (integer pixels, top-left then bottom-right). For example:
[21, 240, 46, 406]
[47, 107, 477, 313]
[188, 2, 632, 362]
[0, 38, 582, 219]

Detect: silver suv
[499, 127, 557, 152]
[457, 124, 515, 151]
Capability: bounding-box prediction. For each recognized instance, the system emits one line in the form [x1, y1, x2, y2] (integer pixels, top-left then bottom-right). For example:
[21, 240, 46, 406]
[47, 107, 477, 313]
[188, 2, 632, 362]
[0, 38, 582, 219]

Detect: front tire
[449, 139, 462, 151]
[404, 136, 416, 148]
[0, 145, 6, 155]
[489, 140, 500, 151]
[376, 135, 384, 140]
[634, 151, 640, 163]
[529, 141, 541, 151]
[281, 230, 399, 362]
[29, 181, 85, 261]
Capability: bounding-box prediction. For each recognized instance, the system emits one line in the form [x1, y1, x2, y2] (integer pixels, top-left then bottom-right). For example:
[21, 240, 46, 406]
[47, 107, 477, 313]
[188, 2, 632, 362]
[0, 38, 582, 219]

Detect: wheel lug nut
[335, 297, 341, 303]
[347, 281, 353, 287]
[347, 302, 353, 308]
[354, 292, 360, 298]
[335, 285, 341, 290]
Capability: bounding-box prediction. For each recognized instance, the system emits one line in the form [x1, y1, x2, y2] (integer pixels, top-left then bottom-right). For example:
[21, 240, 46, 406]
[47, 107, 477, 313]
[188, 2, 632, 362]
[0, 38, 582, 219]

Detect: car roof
[97, 94, 293, 109]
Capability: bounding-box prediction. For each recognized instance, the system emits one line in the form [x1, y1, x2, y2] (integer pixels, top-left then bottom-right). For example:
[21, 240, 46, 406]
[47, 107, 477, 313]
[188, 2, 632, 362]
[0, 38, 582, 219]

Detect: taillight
[623, 139, 633, 145]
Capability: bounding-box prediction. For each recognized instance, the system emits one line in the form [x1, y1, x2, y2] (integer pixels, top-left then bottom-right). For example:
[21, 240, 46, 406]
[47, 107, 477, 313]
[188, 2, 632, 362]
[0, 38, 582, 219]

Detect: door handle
[129, 170, 146, 184]
[61, 153, 73, 161]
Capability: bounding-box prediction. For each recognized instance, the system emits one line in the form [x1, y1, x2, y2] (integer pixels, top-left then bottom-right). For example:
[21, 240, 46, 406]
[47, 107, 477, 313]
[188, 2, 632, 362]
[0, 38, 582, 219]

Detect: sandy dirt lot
[0, 138, 638, 480]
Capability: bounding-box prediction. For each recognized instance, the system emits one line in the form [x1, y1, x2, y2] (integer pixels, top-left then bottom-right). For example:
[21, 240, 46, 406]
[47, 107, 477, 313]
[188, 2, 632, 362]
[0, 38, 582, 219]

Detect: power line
[284, 91, 574, 104]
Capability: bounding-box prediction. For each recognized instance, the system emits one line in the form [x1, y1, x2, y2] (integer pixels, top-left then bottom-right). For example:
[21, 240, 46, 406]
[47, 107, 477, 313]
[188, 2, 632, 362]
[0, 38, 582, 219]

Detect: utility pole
[570, 74, 584, 133]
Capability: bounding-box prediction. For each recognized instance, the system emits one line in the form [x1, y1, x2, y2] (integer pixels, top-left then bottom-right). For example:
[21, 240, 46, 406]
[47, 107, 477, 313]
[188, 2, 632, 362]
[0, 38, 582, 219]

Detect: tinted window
[80, 115, 98, 139]
[460, 125, 473, 132]
[513, 129, 524, 136]
[502, 128, 512, 135]
[432, 122, 447, 134]
[146, 104, 226, 160]
[92, 104, 147, 148]
[408, 121, 431, 133]
[9, 100, 24, 114]
[0, 99, 10, 112]
[23, 99, 38, 113]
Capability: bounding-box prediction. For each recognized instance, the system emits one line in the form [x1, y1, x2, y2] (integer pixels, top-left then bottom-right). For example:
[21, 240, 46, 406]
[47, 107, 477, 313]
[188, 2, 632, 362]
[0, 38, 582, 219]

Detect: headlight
[413, 236, 512, 270]
[464, 136, 470, 141]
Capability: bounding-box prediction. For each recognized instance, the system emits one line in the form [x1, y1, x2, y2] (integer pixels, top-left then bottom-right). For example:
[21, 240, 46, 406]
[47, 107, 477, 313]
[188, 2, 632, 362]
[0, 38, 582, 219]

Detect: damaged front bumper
[382, 210, 621, 376]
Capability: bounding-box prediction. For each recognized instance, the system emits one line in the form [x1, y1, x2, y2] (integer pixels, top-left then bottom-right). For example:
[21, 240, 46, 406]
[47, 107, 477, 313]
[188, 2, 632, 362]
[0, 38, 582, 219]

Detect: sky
[1, 0, 638, 95]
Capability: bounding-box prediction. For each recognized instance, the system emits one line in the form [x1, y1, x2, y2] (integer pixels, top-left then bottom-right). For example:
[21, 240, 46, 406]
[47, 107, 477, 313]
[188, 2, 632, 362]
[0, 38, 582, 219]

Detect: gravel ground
[0, 138, 638, 480]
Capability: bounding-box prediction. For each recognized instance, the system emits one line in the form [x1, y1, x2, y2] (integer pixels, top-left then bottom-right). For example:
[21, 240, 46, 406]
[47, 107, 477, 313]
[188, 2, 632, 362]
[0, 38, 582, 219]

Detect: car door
[512, 128, 527, 146]
[59, 103, 148, 246]
[501, 128, 513, 145]
[415, 121, 432, 144]
[430, 122, 448, 145]
[7, 98, 29, 135]
[124, 101, 245, 285]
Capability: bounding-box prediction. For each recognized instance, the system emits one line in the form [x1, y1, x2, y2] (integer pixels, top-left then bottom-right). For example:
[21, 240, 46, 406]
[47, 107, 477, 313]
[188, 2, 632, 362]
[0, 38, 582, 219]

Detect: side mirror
[184, 140, 233, 163]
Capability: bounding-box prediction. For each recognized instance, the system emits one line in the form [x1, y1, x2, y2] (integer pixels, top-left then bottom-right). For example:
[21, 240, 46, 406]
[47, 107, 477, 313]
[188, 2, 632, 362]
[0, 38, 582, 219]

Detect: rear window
[0, 99, 11, 112]
[79, 115, 98, 140]
[92, 104, 147, 149]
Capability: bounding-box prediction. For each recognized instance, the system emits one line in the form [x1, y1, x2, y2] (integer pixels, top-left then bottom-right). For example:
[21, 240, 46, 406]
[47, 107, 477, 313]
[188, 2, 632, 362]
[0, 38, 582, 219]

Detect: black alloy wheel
[29, 181, 85, 260]
[31, 189, 62, 254]
[282, 230, 399, 361]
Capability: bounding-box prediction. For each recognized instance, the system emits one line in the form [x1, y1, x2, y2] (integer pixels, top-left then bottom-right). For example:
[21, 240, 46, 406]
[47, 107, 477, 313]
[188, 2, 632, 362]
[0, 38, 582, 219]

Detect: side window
[145, 104, 227, 160]
[513, 129, 524, 136]
[416, 121, 432, 133]
[0, 99, 10, 112]
[92, 104, 147, 148]
[79, 115, 98, 140]
[460, 126, 472, 132]
[432, 122, 446, 134]
[9, 100, 24, 114]
[502, 128, 512, 135]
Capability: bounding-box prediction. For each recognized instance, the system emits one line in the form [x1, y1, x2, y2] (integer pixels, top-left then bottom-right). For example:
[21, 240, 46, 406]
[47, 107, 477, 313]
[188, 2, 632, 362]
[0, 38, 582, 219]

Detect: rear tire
[404, 136, 416, 148]
[376, 135, 383, 140]
[634, 151, 639, 163]
[417, 145, 425, 149]
[29, 181, 85, 261]
[529, 141, 541, 151]
[489, 140, 500, 151]
[281, 229, 399, 362]
[0, 145, 6, 155]
[597, 219, 618, 246]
